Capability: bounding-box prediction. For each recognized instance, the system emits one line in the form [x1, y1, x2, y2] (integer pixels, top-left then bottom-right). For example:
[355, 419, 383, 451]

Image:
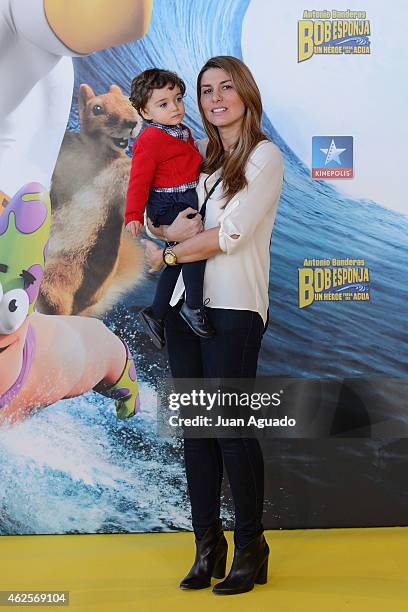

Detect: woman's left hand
[140, 239, 164, 273]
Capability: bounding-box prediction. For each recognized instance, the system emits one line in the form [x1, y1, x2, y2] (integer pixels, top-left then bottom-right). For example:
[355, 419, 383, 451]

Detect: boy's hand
[125, 220, 143, 237]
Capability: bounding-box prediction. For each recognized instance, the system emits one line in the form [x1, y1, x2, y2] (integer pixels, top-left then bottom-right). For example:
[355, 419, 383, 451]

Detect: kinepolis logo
[312, 136, 354, 179]
[298, 9, 371, 62]
[298, 258, 371, 308]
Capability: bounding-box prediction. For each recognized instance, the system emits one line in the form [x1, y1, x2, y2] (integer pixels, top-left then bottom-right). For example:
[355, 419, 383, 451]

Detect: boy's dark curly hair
[129, 68, 186, 119]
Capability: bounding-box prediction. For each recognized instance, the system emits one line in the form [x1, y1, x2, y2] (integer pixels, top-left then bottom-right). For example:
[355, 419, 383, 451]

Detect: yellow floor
[1, 528, 408, 611]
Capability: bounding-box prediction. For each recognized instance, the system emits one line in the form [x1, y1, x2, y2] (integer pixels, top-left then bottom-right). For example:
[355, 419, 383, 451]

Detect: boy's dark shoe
[139, 306, 165, 349]
[180, 302, 215, 338]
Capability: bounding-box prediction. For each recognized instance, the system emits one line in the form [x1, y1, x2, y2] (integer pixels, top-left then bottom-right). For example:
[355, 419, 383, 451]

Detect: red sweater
[125, 126, 202, 225]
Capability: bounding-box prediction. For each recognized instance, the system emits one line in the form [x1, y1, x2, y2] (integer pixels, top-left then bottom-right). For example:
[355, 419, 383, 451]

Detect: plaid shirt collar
[149, 121, 189, 142]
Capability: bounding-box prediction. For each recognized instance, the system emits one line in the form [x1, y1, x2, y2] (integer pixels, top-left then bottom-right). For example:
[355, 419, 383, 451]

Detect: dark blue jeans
[164, 304, 266, 548]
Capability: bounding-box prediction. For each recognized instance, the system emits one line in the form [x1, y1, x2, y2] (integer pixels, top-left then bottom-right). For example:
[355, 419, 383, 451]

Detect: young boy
[125, 69, 214, 349]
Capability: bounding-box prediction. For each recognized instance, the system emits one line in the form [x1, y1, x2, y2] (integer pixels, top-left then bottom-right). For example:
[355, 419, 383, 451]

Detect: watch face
[164, 250, 177, 265]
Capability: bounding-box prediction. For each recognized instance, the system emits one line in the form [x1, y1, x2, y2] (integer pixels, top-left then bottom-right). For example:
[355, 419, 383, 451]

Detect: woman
[142, 56, 283, 595]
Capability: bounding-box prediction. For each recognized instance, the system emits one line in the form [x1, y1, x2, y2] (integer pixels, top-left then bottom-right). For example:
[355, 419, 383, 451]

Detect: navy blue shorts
[146, 188, 199, 227]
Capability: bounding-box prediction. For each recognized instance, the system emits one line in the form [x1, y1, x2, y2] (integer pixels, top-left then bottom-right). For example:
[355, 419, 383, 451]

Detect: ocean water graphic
[1, 0, 407, 535]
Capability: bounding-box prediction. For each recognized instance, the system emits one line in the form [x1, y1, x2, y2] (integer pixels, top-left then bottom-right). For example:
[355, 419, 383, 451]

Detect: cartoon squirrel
[0, 183, 140, 427]
[38, 84, 145, 316]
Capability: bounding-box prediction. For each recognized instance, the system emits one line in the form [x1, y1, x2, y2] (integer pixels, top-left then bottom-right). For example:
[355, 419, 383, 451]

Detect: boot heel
[212, 549, 227, 579]
[255, 557, 268, 584]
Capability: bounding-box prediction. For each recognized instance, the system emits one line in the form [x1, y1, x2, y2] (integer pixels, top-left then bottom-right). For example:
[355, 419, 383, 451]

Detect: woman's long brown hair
[197, 56, 268, 202]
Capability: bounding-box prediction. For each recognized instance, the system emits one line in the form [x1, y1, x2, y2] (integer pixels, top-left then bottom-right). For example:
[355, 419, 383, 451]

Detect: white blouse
[169, 138, 284, 325]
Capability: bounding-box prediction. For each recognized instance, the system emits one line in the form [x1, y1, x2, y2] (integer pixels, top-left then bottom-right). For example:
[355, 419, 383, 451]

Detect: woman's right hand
[165, 208, 203, 242]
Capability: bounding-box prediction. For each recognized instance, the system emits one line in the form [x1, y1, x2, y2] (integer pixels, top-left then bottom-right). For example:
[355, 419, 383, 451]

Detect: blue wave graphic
[329, 36, 371, 47]
[2, 0, 407, 535]
[333, 284, 369, 293]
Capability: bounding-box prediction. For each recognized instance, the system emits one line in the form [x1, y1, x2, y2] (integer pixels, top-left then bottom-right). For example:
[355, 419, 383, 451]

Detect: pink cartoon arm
[57, 316, 127, 395]
[58, 315, 140, 419]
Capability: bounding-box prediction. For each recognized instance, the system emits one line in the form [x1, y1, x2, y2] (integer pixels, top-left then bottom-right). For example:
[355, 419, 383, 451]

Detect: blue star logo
[312, 136, 354, 179]
[320, 139, 346, 165]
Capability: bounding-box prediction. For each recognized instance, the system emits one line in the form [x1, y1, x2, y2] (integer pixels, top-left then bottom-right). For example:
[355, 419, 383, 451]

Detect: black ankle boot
[138, 306, 165, 349]
[179, 302, 215, 338]
[212, 533, 269, 595]
[179, 520, 228, 590]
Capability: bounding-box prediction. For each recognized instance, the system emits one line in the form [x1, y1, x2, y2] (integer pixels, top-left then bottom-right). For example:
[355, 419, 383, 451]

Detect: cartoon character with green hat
[0, 182, 140, 426]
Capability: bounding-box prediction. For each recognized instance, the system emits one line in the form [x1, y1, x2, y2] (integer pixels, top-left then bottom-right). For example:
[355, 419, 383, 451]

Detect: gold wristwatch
[163, 246, 178, 266]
